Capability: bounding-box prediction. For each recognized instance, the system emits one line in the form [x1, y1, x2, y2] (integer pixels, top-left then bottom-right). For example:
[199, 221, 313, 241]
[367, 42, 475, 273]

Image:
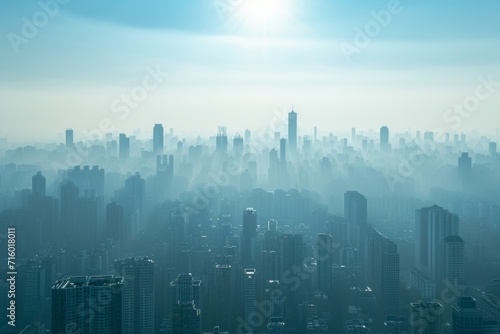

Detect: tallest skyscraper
[288, 109, 297, 154]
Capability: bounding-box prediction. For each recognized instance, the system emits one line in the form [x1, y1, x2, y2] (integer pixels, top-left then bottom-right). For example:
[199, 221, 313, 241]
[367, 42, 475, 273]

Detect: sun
[236, 0, 290, 34]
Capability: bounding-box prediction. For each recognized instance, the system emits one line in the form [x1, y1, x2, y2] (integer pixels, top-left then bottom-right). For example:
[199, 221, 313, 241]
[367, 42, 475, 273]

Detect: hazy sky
[1, 0, 500, 143]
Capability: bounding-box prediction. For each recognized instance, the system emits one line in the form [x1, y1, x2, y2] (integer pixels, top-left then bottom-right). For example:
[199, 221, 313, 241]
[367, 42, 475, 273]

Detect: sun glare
[237, 0, 289, 34]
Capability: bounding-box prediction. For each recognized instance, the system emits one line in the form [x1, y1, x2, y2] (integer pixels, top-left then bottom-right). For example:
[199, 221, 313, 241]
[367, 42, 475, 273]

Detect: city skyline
[1, 0, 500, 142]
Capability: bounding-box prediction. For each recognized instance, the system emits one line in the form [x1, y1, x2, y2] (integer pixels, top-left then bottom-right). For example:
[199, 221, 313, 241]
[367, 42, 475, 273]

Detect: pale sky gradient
[1, 0, 499, 144]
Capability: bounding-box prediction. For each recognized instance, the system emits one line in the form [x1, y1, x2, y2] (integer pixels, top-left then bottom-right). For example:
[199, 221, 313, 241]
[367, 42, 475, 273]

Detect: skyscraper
[288, 110, 297, 153]
[413, 205, 459, 298]
[215, 265, 232, 332]
[172, 301, 201, 334]
[458, 152, 472, 187]
[316, 233, 333, 291]
[52, 276, 123, 334]
[153, 123, 164, 155]
[490, 142, 497, 157]
[243, 268, 257, 332]
[65, 128, 74, 149]
[344, 191, 368, 259]
[115, 257, 155, 334]
[364, 227, 400, 314]
[32, 171, 46, 196]
[444, 235, 465, 286]
[380, 126, 389, 151]
[452, 297, 482, 334]
[119, 133, 130, 162]
[241, 208, 257, 266]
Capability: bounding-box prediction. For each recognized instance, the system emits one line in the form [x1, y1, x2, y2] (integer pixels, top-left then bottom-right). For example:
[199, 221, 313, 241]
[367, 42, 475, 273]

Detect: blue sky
[1, 0, 499, 143]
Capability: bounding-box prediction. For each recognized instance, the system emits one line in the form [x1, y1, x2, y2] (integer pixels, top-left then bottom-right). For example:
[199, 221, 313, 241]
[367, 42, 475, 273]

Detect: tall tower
[114, 257, 155, 334]
[380, 126, 389, 152]
[65, 128, 74, 149]
[216, 126, 228, 155]
[52, 276, 123, 334]
[215, 265, 232, 332]
[444, 236, 465, 286]
[458, 152, 472, 187]
[316, 233, 333, 291]
[241, 208, 257, 266]
[119, 133, 130, 162]
[344, 191, 368, 259]
[288, 109, 297, 153]
[243, 268, 257, 332]
[413, 205, 459, 298]
[32, 171, 46, 196]
[153, 124, 164, 155]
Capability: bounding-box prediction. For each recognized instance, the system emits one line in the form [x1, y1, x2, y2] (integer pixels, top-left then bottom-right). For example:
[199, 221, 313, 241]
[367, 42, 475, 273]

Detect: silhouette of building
[410, 301, 443, 334]
[452, 297, 482, 334]
[380, 126, 390, 151]
[444, 235, 465, 286]
[153, 124, 164, 155]
[288, 110, 297, 153]
[65, 129, 74, 149]
[32, 171, 46, 196]
[119, 133, 130, 162]
[458, 152, 472, 187]
[344, 191, 368, 260]
[52, 276, 123, 334]
[214, 265, 232, 332]
[172, 301, 201, 334]
[241, 208, 257, 266]
[115, 257, 155, 334]
[243, 268, 257, 332]
[412, 205, 459, 298]
[316, 233, 333, 291]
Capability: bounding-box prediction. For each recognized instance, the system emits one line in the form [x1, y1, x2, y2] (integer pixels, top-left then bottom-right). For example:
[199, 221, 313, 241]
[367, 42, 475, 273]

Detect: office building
[52, 276, 123, 334]
[115, 257, 155, 334]
[153, 124, 164, 155]
[288, 110, 297, 153]
[452, 297, 482, 334]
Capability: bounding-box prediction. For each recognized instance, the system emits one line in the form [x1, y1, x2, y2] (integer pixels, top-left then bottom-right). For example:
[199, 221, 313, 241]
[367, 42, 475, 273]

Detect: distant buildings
[153, 123, 164, 155]
[288, 110, 297, 154]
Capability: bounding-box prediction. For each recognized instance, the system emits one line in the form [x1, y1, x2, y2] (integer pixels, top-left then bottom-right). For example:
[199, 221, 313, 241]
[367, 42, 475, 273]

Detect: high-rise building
[490, 142, 497, 157]
[65, 128, 74, 149]
[52, 276, 123, 334]
[18, 262, 47, 326]
[288, 110, 297, 153]
[233, 135, 244, 156]
[316, 233, 333, 291]
[106, 202, 124, 243]
[380, 126, 390, 151]
[114, 257, 155, 334]
[280, 138, 286, 162]
[458, 153, 472, 187]
[32, 171, 46, 196]
[215, 265, 232, 332]
[153, 124, 164, 155]
[413, 205, 459, 298]
[452, 297, 482, 334]
[119, 133, 130, 162]
[243, 268, 257, 331]
[216, 126, 228, 155]
[344, 191, 368, 259]
[444, 235, 465, 286]
[410, 301, 444, 334]
[170, 273, 202, 310]
[364, 227, 400, 314]
[172, 301, 201, 334]
[241, 208, 257, 266]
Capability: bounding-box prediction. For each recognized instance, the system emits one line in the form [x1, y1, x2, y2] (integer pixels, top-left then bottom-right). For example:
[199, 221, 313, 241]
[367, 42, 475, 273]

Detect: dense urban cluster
[1, 111, 500, 333]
